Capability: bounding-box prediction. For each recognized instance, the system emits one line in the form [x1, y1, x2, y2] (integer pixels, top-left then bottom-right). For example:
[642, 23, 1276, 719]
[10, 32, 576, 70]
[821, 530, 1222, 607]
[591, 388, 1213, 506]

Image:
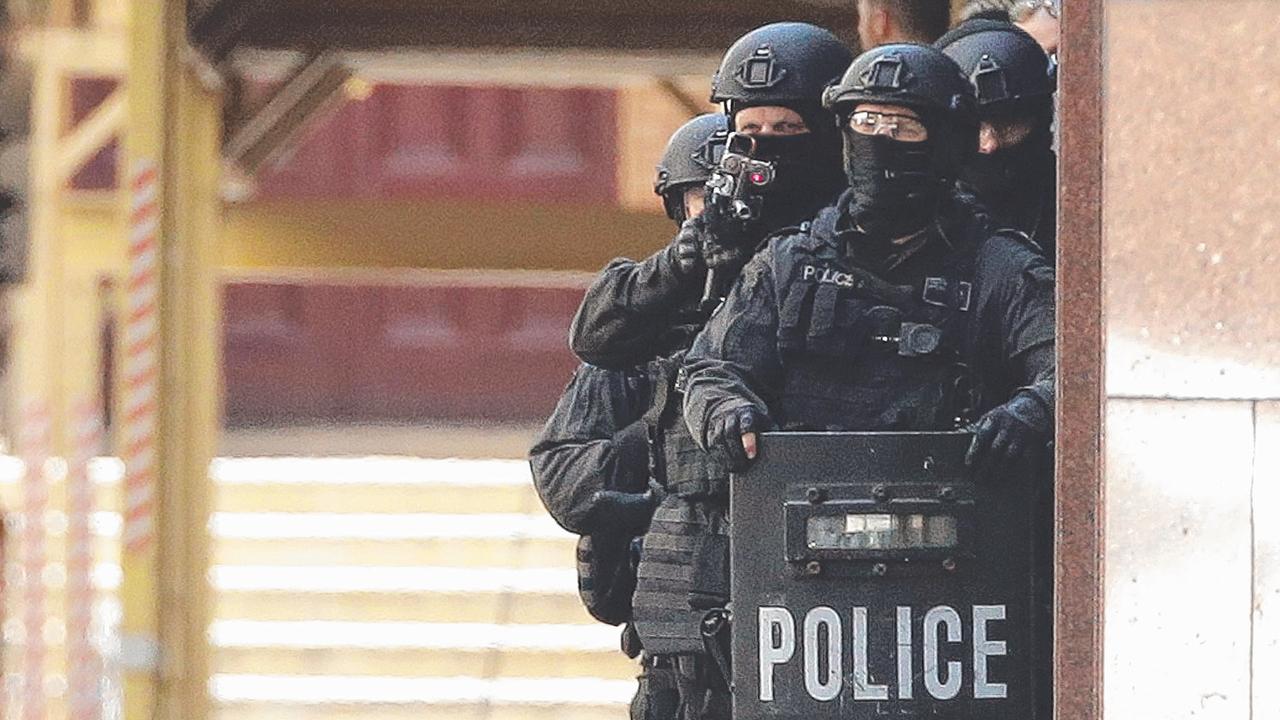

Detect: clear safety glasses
[847, 110, 929, 143]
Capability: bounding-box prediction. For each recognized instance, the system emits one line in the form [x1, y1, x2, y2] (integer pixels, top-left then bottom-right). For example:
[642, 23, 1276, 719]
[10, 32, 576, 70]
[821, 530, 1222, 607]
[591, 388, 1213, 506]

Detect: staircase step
[212, 482, 541, 514]
[212, 671, 637, 707]
[215, 700, 626, 720]
[211, 620, 622, 652]
[211, 565, 577, 593]
[213, 536, 574, 568]
[211, 457, 538, 513]
[214, 590, 594, 625]
[215, 646, 636, 680]
[1, 453, 635, 719]
[210, 619, 634, 680]
[0, 457, 543, 515]
[210, 512, 567, 541]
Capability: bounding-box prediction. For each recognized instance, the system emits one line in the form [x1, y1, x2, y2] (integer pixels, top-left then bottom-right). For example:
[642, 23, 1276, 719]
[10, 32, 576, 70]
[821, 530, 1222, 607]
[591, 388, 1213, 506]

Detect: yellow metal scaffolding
[14, 1, 222, 717]
[121, 2, 221, 718]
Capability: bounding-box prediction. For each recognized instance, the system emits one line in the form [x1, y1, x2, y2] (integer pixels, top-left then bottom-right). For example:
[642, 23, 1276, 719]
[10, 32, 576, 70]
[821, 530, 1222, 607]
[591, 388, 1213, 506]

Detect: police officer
[569, 22, 851, 369]
[530, 114, 729, 563]
[939, 18, 1058, 256]
[856, 0, 953, 49]
[681, 43, 1054, 482]
[567, 23, 854, 720]
[939, 22, 1058, 709]
[530, 113, 730, 720]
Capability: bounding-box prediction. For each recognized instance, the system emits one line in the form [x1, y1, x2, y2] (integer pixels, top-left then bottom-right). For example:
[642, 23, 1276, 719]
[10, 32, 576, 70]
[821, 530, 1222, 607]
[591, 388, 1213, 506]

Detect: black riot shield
[730, 431, 1044, 720]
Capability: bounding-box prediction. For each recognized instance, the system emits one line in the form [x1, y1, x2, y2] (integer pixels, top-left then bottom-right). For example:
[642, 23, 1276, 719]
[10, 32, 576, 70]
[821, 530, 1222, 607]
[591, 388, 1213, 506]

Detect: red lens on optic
[750, 172, 766, 184]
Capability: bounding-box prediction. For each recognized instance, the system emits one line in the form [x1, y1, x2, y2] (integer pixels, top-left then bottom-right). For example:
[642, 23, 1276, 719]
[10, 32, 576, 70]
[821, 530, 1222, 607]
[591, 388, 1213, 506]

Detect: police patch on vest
[802, 265, 860, 289]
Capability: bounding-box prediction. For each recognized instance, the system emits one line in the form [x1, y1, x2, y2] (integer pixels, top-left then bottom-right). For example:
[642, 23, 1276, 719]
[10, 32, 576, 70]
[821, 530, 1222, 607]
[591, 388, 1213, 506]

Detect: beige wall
[1104, 1, 1280, 717]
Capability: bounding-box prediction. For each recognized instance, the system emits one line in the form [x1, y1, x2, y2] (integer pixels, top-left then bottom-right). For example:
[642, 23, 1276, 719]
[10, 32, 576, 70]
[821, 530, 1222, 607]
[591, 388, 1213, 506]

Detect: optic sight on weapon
[706, 132, 776, 222]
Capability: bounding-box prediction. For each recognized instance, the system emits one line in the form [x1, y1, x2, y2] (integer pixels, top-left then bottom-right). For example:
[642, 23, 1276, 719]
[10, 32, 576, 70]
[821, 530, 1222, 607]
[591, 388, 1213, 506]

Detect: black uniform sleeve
[973, 234, 1056, 413]
[568, 240, 701, 369]
[528, 364, 652, 535]
[681, 248, 784, 451]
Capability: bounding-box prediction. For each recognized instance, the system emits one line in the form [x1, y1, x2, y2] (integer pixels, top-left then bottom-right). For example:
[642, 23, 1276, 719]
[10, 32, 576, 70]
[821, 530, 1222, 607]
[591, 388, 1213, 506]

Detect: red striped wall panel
[223, 279, 586, 425]
[255, 84, 618, 204]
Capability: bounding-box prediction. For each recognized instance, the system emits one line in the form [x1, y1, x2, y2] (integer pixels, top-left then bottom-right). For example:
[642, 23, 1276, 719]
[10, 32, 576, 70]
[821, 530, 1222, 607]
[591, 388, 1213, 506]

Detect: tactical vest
[646, 354, 732, 499]
[768, 208, 981, 432]
[635, 357, 733, 656]
[576, 533, 638, 626]
[632, 493, 730, 656]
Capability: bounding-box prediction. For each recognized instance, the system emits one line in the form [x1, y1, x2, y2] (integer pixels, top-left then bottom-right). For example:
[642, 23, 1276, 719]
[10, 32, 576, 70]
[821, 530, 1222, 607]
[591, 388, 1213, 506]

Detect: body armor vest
[632, 493, 729, 656]
[646, 353, 732, 499]
[767, 207, 983, 433]
[636, 357, 732, 655]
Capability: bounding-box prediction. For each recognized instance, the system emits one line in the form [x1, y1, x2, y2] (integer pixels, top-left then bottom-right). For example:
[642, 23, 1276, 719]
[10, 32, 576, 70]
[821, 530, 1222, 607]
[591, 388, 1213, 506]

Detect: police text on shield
[757, 605, 1009, 702]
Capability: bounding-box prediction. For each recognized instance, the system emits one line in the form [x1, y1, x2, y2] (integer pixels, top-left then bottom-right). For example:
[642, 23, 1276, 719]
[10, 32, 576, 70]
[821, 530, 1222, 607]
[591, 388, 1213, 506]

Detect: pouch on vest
[810, 298, 906, 363]
[577, 533, 638, 626]
[688, 533, 731, 611]
[621, 621, 644, 659]
[661, 419, 730, 498]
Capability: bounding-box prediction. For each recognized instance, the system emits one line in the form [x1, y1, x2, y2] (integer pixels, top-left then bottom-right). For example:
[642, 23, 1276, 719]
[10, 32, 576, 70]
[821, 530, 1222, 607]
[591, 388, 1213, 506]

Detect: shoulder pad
[768, 221, 810, 237]
[992, 227, 1048, 256]
[755, 222, 812, 253]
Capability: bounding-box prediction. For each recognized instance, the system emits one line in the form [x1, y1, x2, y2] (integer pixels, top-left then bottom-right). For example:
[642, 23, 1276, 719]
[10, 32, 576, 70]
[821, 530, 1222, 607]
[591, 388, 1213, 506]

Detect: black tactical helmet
[824, 44, 975, 122]
[710, 22, 853, 119]
[936, 19, 1054, 111]
[654, 114, 729, 221]
[823, 44, 978, 179]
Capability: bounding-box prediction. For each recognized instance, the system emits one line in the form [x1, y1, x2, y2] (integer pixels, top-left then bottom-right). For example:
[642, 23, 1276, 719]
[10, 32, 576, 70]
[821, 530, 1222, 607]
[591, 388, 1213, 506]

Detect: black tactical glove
[672, 219, 704, 276]
[965, 392, 1052, 476]
[588, 489, 660, 538]
[708, 405, 771, 471]
[698, 201, 753, 271]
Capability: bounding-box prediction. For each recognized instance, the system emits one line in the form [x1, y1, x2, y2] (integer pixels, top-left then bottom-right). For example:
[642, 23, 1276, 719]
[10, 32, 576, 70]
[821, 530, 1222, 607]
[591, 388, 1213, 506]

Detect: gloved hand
[708, 405, 771, 471]
[702, 235, 750, 274]
[589, 489, 660, 538]
[965, 392, 1052, 476]
[672, 219, 704, 276]
[699, 200, 753, 271]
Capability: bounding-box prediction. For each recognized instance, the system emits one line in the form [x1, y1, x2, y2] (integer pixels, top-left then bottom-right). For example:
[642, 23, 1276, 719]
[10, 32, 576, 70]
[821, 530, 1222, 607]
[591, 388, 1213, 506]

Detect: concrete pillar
[1103, 1, 1280, 717]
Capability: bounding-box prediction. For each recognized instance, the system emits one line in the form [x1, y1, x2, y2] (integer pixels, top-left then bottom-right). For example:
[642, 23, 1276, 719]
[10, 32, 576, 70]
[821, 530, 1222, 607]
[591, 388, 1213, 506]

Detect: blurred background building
[0, 1, 1276, 720]
[0, 2, 874, 720]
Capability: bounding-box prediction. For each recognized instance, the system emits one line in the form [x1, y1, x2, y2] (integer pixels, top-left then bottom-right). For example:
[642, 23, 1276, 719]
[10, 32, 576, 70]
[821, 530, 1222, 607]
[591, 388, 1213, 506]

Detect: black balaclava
[961, 103, 1055, 222]
[842, 129, 947, 240]
[666, 185, 696, 226]
[728, 101, 847, 233]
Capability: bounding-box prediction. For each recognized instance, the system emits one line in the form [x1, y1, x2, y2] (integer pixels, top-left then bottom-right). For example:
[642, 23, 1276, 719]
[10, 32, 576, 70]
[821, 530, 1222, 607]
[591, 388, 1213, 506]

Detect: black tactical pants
[631, 655, 678, 720]
[631, 654, 730, 720]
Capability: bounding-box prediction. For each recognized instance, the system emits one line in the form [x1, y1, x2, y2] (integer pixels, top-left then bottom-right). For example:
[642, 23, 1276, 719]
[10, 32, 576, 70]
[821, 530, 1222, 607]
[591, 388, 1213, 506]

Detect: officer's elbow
[567, 317, 610, 366]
